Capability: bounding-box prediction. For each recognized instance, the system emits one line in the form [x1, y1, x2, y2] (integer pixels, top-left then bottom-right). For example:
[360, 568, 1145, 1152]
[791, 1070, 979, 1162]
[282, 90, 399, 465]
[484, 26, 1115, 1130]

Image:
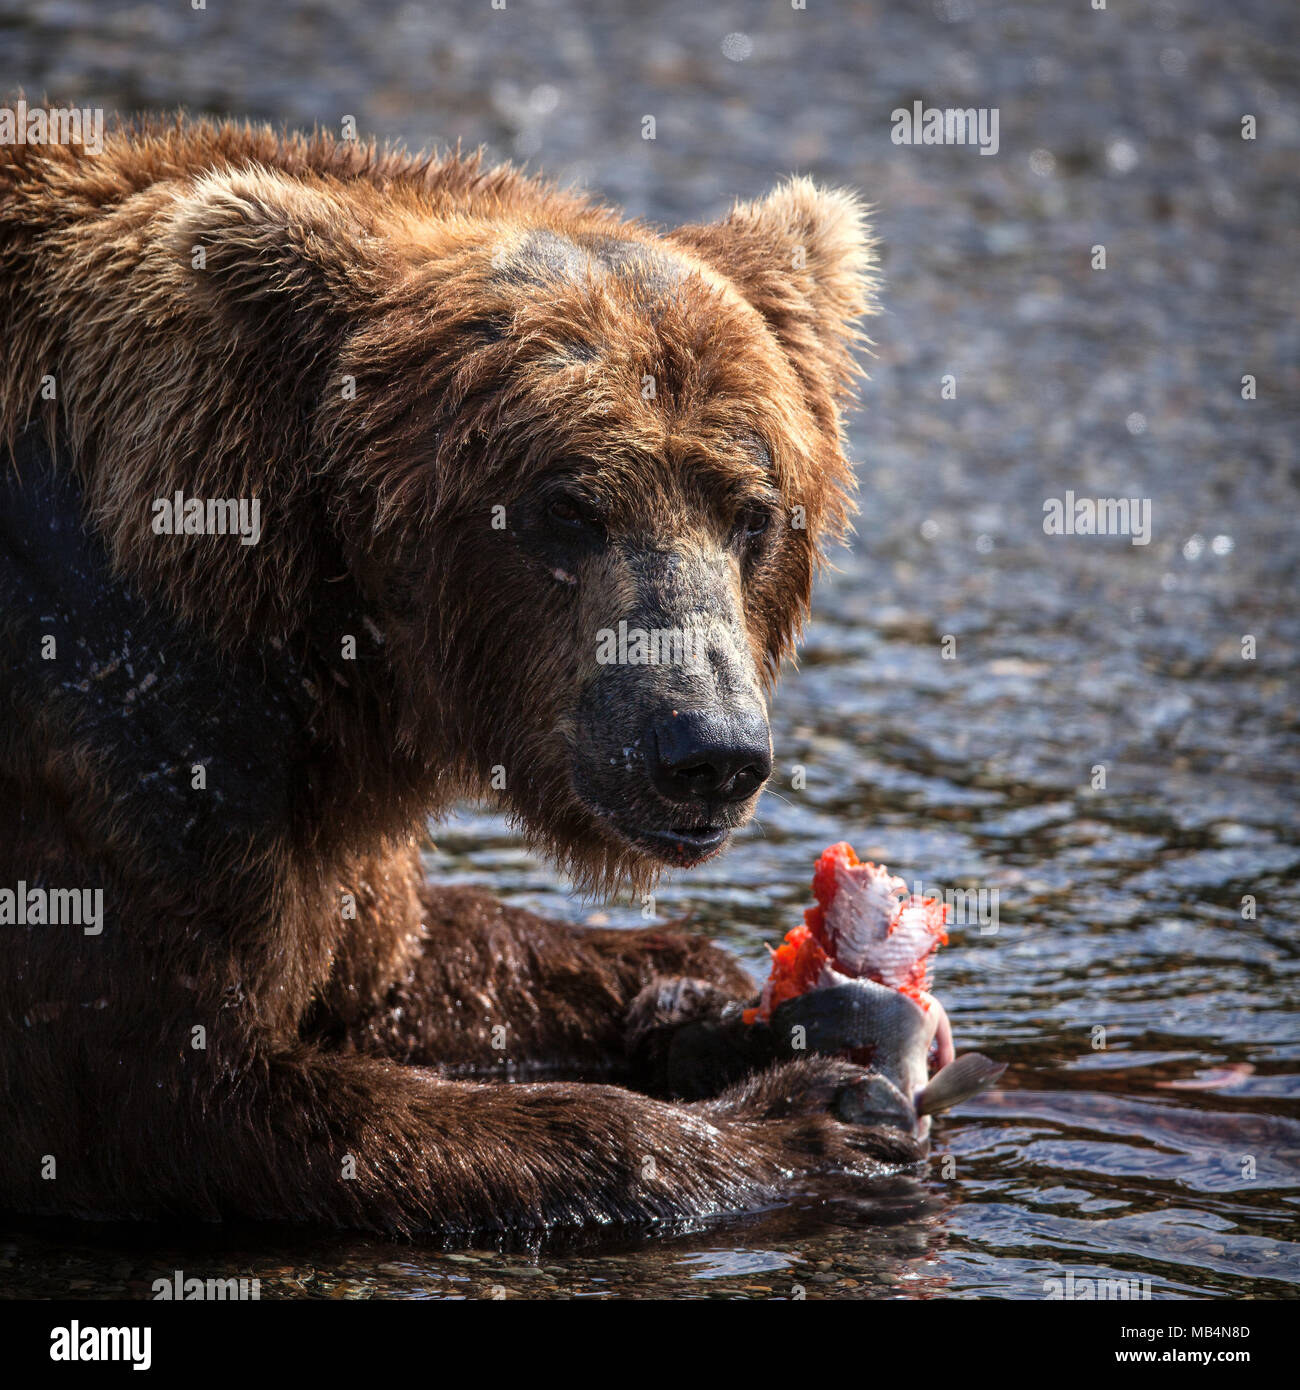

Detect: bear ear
[670, 177, 878, 405]
[168, 166, 396, 325]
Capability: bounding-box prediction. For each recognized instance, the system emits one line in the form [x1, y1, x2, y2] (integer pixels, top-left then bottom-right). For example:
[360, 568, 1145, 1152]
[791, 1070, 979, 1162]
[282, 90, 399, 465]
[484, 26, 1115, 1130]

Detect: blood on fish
[744, 842, 949, 1024]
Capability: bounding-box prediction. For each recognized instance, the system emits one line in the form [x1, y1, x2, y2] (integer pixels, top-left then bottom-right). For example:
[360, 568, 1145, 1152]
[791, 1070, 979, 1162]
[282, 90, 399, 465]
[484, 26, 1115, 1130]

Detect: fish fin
[915, 1053, 1006, 1116]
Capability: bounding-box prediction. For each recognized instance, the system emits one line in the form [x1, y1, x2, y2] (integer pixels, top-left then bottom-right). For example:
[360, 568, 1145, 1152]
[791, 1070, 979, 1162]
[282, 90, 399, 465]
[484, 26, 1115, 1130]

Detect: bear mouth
[633, 822, 731, 865]
[579, 793, 740, 868]
[573, 770, 747, 868]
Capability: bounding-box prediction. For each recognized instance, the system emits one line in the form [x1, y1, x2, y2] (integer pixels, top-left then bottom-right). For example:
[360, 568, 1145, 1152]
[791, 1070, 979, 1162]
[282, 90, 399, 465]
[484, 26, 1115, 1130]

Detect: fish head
[770, 979, 1001, 1140]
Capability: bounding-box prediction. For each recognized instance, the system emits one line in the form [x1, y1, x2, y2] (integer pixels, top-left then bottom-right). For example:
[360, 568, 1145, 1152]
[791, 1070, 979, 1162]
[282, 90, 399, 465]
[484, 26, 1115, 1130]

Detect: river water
[1, 0, 1297, 1298]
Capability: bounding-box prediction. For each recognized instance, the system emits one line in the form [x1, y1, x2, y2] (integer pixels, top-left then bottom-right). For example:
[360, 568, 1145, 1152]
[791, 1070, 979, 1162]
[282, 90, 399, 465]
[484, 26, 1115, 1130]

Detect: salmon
[749, 843, 1005, 1137]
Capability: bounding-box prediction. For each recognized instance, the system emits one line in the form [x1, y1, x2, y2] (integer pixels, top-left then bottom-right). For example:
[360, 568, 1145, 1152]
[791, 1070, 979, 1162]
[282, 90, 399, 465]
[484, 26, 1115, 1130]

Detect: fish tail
[915, 1053, 1006, 1116]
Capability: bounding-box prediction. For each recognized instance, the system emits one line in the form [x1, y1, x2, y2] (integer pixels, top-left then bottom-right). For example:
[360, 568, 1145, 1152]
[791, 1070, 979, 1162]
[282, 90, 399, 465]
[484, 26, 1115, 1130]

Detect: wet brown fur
[0, 115, 909, 1237]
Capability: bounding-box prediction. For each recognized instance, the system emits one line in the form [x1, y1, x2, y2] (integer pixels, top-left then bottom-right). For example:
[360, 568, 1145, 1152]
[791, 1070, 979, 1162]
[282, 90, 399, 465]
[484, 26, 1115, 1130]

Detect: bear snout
[571, 673, 772, 867]
[646, 707, 772, 806]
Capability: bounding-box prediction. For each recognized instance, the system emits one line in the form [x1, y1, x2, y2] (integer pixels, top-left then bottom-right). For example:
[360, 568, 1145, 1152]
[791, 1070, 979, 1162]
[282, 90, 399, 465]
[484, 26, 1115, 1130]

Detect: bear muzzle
[572, 691, 772, 868]
[572, 543, 773, 866]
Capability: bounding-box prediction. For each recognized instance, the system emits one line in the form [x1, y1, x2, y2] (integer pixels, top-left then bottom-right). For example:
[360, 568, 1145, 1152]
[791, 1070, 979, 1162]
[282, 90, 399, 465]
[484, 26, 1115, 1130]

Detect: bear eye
[544, 491, 604, 539]
[737, 506, 773, 549]
[547, 494, 597, 525]
[548, 496, 584, 526]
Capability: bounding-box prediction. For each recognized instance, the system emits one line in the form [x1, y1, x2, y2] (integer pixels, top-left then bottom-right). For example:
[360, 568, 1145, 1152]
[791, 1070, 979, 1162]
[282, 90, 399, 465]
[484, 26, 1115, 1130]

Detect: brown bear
[0, 115, 915, 1237]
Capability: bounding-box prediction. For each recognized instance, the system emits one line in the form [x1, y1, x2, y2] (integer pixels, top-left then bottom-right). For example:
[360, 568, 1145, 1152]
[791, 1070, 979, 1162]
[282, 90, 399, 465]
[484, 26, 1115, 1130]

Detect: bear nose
[648, 709, 772, 805]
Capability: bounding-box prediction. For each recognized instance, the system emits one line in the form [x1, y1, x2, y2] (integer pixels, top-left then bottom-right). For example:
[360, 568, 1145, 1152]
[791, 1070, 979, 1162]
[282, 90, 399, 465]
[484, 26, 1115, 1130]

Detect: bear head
[172, 164, 876, 892]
